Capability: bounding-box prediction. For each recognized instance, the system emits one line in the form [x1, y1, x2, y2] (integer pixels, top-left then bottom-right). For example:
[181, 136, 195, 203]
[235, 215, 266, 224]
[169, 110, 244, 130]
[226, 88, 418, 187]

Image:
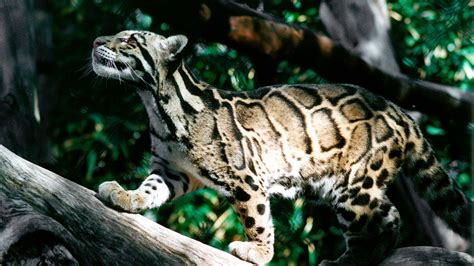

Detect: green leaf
[456, 173, 470, 186]
[426, 125, 446, 136]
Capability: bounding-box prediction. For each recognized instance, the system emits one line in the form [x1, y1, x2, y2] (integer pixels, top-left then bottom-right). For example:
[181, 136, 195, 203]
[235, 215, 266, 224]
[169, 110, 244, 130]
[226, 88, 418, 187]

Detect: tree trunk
[320, 0, 400, 74]
[0, 0, 50, 165]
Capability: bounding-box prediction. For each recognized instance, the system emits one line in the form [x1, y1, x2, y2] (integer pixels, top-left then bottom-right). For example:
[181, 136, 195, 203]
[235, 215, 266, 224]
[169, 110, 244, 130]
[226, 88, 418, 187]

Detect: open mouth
[94, 53, 110, 66]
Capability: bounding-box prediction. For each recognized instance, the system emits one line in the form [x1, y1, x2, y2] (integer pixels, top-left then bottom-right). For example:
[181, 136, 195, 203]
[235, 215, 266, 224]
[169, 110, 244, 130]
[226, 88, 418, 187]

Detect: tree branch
[138, 0, 473, 124]
[0, 148, 472, 264]
[0, 145, 251, 265]
[380, 247, 473, 265]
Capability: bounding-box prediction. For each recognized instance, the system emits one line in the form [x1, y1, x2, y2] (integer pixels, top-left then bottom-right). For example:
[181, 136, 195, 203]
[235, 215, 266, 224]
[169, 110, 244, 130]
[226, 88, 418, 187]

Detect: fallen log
[0, 145, 250, 265]
[0, 145, 472, 265]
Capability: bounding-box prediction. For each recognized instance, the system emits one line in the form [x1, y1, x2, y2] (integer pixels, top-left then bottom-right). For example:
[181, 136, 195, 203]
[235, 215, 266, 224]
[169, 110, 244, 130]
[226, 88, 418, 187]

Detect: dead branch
[137, 0, 473, 124]
[0, 145, 250, 265]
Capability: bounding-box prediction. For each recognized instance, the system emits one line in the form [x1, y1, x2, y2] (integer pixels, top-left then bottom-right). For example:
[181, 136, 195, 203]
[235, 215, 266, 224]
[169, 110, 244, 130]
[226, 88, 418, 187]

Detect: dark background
[0, 0, 472, 264]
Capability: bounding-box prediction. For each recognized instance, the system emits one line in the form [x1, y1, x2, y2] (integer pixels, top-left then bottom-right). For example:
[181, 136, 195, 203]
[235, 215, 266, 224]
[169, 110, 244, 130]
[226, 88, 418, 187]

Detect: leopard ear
[159, 35, 188, 61]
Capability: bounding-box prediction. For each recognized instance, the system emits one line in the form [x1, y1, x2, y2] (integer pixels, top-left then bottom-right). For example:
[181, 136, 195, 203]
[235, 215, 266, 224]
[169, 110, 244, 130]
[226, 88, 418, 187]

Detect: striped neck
[138, 61, 209, 143]
[159, 61, 208, 115]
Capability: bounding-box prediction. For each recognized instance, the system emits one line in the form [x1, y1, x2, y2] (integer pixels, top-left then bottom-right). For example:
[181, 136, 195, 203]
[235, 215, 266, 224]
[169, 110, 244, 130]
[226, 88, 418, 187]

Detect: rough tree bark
[0, 145, 251, 265]
[379, 247, 473, 266]
[136, 0, 473, 124]
[0, 0, 50, 165]
[1, 147, 473, 264]
[319, 0, 400, 74]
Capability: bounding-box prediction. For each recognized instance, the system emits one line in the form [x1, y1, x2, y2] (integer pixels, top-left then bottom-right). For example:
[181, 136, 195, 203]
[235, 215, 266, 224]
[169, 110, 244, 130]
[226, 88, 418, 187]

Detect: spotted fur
[93, 31, 471, 265]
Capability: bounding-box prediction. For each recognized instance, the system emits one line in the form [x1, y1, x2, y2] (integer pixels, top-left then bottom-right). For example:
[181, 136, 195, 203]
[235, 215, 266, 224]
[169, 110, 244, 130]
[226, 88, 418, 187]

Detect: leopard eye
[118, 37, 128, 43]
[127, 37, 137, 46]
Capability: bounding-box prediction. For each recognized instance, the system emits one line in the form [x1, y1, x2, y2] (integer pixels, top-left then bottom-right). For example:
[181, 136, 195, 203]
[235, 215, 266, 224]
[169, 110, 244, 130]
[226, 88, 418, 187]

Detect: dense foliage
[47, 0, 472, 264]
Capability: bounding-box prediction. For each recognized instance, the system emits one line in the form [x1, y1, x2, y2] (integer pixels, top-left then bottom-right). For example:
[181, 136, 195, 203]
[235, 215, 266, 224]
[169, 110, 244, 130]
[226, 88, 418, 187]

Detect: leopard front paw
[97, 181, 145, 213]
[229, 241, 273, 265]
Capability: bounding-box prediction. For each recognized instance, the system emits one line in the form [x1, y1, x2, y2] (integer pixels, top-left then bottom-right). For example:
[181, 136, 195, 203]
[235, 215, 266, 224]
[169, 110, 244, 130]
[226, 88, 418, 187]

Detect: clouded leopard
[93, 31, 471, 265]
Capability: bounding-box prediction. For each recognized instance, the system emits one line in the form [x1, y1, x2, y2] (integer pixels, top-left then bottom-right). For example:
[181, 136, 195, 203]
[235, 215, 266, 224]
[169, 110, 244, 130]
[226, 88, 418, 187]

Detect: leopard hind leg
[321, 192, 400, 266]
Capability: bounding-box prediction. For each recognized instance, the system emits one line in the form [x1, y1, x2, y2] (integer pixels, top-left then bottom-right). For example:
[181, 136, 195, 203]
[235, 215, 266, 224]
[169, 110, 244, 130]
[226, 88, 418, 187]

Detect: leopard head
[92, 30, 188, 84]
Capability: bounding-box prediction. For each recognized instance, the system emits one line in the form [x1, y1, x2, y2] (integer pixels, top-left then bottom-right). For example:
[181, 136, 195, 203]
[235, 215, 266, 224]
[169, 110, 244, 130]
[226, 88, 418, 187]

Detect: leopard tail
[403, 137, 472, 239]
